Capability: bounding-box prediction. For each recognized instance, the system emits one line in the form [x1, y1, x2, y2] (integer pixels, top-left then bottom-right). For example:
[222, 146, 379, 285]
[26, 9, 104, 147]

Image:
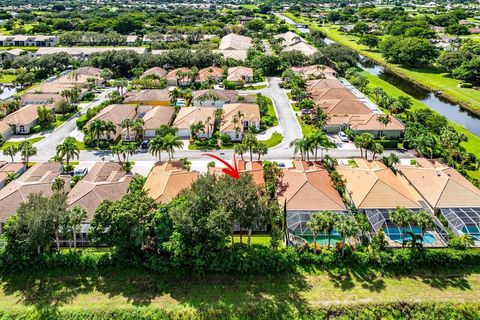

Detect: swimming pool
[385, 227, 437, 244]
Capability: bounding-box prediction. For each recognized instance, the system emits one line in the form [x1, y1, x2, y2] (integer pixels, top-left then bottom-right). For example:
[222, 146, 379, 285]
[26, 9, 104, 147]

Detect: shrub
[460, 82, 473, 88]
[76, 114, 88, 129]
[375, 139, 398, 149]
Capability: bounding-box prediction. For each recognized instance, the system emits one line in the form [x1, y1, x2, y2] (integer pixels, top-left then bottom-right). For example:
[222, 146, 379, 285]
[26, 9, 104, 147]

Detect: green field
[314, 25, 480, 115]
[0, 74, 16, 83]
[1, 267, 480, 316]
[362, 71, 480, 158]
[263, 132, 283, 148]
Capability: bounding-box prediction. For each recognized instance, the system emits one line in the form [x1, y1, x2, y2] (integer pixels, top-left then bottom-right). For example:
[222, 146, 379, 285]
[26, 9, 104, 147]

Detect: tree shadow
[326, 268, 386, 293]
[0, 268, 312, 316]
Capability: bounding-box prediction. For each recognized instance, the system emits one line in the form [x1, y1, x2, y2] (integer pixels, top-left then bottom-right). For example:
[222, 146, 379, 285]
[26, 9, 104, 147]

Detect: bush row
[1, 302, 479, 320]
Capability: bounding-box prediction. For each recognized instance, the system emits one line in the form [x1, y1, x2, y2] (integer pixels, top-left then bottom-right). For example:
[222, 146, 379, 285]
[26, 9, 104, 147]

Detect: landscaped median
[0, 137, 44, 150]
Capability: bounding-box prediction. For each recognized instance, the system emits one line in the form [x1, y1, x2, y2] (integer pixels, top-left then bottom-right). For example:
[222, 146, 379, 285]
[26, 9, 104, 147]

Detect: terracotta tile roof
[2, 104, 54, 126]
[214, 49, 248, 60]
[124, 90, 170, 103]
[291, 65, 337, 78]
[343, 114, 405, 131]
[219, 33, 252, 50]
[220, 103, 260, 132]
[197, 67, 223, 82]
[88, 104, 136, 139]
[227, 66, 253, 82]
[27, 82, 81, 94]
[316, 99, 371, 116]
[192, 89, 255, 104]
[208, 160, 265, 187]
[67, 162, 133, 220]
[308, 88, 357, 101]
[277, 161, 345, 211]
[0, 162, 26, 185]
[166, 67, 191, 81]
[140, 106, 175, 130]
[173, 107, 215, 130]
[396, 159, 480, 209]
[274, 31, 304, 47]
[144, 161, 199, 203]
[0, 162, 67, 222]
[140, 67, 168, 79]
[21, 93, 64, 106]
[337, 159, 421, 210]
[283, 41, 317, 55]
[306, 79, 344, 91]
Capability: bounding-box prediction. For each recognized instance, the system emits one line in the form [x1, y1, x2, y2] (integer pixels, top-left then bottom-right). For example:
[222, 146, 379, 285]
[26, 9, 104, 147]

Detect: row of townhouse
[0, 35, 59, 47]
[278, 158, 480, 248]
[293, 65, 405, 139]
[0, 67, 104, 139]
[139, 66, 254, 86]
[88, 88, 261, 142]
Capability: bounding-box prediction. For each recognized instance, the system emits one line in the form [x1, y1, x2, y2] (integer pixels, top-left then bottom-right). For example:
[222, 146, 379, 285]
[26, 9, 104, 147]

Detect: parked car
[339, 131, 349, 143]
[74, 167, 88, 177]
[140, 140, 150, 150]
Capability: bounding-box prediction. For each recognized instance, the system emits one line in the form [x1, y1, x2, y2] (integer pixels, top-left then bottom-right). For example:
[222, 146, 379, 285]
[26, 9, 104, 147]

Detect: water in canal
[0, 85, 17, 101]
[359, 60, 480, 136]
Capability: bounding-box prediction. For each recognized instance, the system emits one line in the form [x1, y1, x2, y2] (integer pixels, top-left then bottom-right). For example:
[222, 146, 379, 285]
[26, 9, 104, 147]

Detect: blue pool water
[385, 227, 437, 244]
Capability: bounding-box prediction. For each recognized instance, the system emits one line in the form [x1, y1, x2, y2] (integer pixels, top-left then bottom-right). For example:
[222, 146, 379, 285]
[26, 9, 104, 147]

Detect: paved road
[0, 80, 413, 162]
[34, 89, 115, 156]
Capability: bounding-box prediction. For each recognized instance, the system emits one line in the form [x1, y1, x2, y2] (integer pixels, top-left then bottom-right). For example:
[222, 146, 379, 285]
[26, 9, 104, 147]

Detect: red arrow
[203, 153, 240, 179]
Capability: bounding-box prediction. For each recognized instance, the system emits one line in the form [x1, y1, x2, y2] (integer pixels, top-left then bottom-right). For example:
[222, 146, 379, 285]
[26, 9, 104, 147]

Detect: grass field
[0, 74, 16, 83]
[362, 71, 480, 158]
[314, 24, 480, 115]
[1, 267, 480, 314]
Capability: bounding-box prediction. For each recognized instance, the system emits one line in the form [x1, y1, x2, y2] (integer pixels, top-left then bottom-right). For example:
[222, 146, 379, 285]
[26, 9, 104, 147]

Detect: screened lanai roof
[365, 208, 447, 247]
[440, 207, 480, 242]
[287, 210, 347, 236]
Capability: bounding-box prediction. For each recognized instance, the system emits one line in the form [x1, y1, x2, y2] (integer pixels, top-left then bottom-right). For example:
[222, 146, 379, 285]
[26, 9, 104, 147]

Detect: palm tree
[254, 142, 268, 161]
[5, 172, 17, 185]
[378, 114, 391, 133]
[87, 119, 105, 143]
[389, 207, 414, 247]
[103, 121, 116, 141]
[149, 135, 165, 162]
[313, 211, 338, 249]
[67, 206, 87, 251]
[371, 142, 384, 160]
[121, 118, 135, 141]
[335, 215, 359, 256]
[416, 210, 434, 246]
[19, 141, 37, 164]
[189, 121, 205, 140]
[290, 137, 310, 160]
[307, 215, 321, 254]
[3, 145, 17, 162]
[309, 130, 330, 160]
[114, 78, 128, 96]
[56, 137, 80, 168]
[242, 131, 258, 162]
[163, 133, 184, 161]
[132, 118, 145, 141]
[169, 88, 181, 105]
[180, 157, 192, 171]
[234, 143, 247, 160]
[110, 144, 124, 163]
[51, 177, 65, 193]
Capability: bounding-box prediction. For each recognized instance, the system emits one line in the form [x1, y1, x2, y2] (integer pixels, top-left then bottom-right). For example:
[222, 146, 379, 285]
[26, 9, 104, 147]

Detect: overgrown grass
[0, 137, 44, 150]
[0, 74, 16, 83]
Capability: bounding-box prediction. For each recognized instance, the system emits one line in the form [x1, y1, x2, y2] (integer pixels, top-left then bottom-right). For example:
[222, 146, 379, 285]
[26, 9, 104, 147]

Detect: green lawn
[2, 267, 480, 315]
[298, 116, 314, 136]
[264, 96, 279, 127]
[0, 137, 44, 150]
[314, 24, 480, 115]
[362, 71, 480, 159]
[243, 84, 268, 90]
[0, 74, 16, 83]
[263, 132, 283, 148]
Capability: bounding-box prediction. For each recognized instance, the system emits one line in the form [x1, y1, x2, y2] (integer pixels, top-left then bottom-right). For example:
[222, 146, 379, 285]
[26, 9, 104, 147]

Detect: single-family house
[67, 162, 133, 220]
[337, 159, 446, 247]
[140, 67, 168, 79]
[191, 89, 254, 108]
[123, 90, 171, 106]
[87, 104, 137, 141]
[144, 161, 199, 204]
[196, 67, 224, 83]
[306, 79, 344, 91]
[166, 67, 192, 86]
[214, 49, 248, 61]
[220, 103, 261, 141]
[0, 104, 55, 135]
[172, 107, 216, 138]
[20, 93, 64, 109]
[396, 159, 480, 246]
[219, 33, 252, 51]
[34, 47, 147, 58]
[0, 162, 70, 227]
[308, 87, 358, 101]
[292, 65, 338, 80]
[0, 162, 27, 189]
[0, 49, 26, 62]
[209, 160, 265, 187]
[227, 66, 254, 83]
[283, 41, 317, 56]
[134, 106, 175, 140]
[347, 113, 405, 139]
[277, 161, 346, 243]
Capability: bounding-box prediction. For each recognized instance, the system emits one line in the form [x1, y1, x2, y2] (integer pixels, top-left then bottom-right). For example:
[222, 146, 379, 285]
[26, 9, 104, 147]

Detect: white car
[338, 131, 349, 143]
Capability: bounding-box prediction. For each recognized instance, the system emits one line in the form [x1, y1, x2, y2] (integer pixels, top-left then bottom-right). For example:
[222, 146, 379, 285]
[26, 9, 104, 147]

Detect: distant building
[0, 35, 59, 47]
